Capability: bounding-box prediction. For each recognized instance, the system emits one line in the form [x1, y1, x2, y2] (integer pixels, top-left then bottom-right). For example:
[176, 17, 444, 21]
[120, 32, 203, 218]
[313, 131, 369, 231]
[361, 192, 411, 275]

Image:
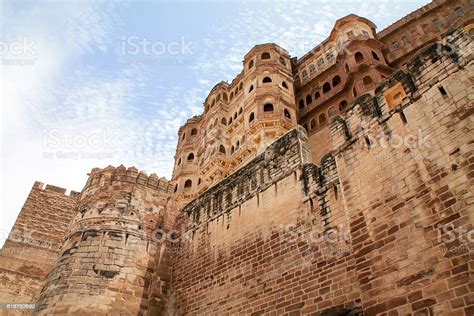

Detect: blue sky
[0, 0, 429, 246]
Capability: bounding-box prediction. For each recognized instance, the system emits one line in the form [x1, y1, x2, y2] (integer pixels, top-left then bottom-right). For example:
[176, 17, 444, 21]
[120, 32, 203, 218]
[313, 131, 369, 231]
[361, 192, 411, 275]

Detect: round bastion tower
[34, 165, 175, 315]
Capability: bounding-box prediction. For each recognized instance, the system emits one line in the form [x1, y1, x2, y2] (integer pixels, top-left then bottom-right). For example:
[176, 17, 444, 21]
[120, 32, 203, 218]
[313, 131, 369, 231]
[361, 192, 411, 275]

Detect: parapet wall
[0, 182, 79, 304]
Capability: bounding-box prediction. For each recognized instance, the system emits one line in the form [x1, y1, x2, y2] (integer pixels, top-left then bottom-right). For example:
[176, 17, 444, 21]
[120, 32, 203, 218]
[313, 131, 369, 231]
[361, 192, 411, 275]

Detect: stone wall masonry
[34, 166, 176, 315]
[0, 182, 79, 304]
[329, 27, 473, 315]
[171, 127, 364, 315]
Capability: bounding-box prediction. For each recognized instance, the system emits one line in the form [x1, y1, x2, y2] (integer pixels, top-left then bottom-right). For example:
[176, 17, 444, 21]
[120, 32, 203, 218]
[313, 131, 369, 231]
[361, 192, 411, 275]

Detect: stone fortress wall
[0, 1, 472, 315]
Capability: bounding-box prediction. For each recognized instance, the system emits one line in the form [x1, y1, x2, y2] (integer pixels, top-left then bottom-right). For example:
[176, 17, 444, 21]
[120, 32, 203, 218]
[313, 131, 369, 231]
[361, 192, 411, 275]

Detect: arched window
[248, 85, 254, 93]
[249, 112, 255, 123]
[402, 36, 410, 45]
[187, 153, 194, 161]
[191, 128, 198, 136]
[174, 184, 178, 193]
[229, 117, 233, 124]
[332, 75, 341, 87]
[261, 52, 270, 59]
[263, 103, 274, 112]
[353, 87, 357, 97]
[238, 107, 243, 114]
[298, 100, 305, 109]
[282, 81, 288, 89]
[184, 179, 192, 189]
[328, 106, 338, 117]
[392, 42, 400, 50]
[263, 77, 272, 83]
[315, 91, 321, 99]
[221, 117, 227, 125]
[231, 146, 235, 154]
[339, 100, 348, 111]
[284, 109, 291, 119]
[355, 52, 364, 63]
[319, 113, 327, 125]
[345, 63, 350, 73]
[236, 141, 240, 149]
[198, 178, 202, 185]
[306, 95, 313, 105]
[239, 82, 243, 90]
[181, 133, 186, 140]
[309, 65, 316, 77]
[230, 92, 234, 100]
[223, 93, 228, 102]
[323, 82, 331, 93]
[372, 51, 380, 61]
[363, 76, 373, 86]
[310, 119, 317, 130]
[249, 60, 254, 69]
[177, 158, 182, 166]
[233, 113, 237, 119]
[455, 7, 465, 16]
[219, 145, 226, 154]
[302, 71, 308, 81]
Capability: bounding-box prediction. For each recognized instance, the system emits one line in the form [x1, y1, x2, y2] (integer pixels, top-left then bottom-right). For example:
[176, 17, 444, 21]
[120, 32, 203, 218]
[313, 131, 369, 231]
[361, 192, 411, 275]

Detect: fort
[0, 0, 473, 315]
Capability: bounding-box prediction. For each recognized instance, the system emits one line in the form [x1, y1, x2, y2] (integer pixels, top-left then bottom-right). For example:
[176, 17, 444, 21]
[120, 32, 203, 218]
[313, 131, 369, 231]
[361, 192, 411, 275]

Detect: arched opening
[248, 60, 254, 69]
[263, 77, 272, 83]
[310, 119, 316, 130]
[455, 7, 465, 16]
[339, 100, 348, 111]
[198, 178, 202, 185]
[355, 52, 364, 63]
[229, 117, 233, 124]
[219, 145, 226, 154]
[221, 117, 227, 125]
[298, 100, 305, 109]
[328, 106, 338, 117]
[184, 179, 192, 189]
[353, 87, 357, 97]
[230, 92, 234, 100]
[181, 133, 186, 140]
[239, 82, 243, 90]
[306, 95, 313, 105]
[302, 71, 308, 81]
[332, 75, 341, 87]
[238, 107, 243, 114]
[345, 63, 350, 73]
[231, 146, 235, 154]
[261, 52, 270, 59]
[284, 109, 291, 119]
[282, 81, 288, 89]
[187, 153, 194, 161]
[191, 128, 198, 136]
[402, 36, 410, 45]
[236, 141, 240, 149]
[249, 112, 255, 123]
[371, 51, 380, 61]
[248, 85, 254, 93]
[263, 103, 274, 112]
[233, 112, 237, 119]
[315, 91, 321, 99]
[323, 82, 331, 93]
[177, 158, 182, 166]
[363, 76, 373, 86]
[174, 184, 178, 193]
[319, 113, 327, 125]
[223, 93, 228, 102]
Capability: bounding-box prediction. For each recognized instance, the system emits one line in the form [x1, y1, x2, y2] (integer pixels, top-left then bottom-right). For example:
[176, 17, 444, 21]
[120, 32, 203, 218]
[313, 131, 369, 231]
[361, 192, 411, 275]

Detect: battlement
[32, 181, 81, 197]
[84, 164, 172, 195]
[182, 126, 312, 225]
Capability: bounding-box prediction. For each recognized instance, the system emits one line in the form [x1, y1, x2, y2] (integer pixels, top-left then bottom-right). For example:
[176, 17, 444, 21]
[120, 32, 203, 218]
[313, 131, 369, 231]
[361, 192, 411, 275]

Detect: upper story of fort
[171, 0, 472, 205]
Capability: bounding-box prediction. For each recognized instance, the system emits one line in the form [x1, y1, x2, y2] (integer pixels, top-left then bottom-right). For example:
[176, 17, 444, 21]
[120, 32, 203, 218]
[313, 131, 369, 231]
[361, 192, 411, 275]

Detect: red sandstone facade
[0, 1, 473, 315]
